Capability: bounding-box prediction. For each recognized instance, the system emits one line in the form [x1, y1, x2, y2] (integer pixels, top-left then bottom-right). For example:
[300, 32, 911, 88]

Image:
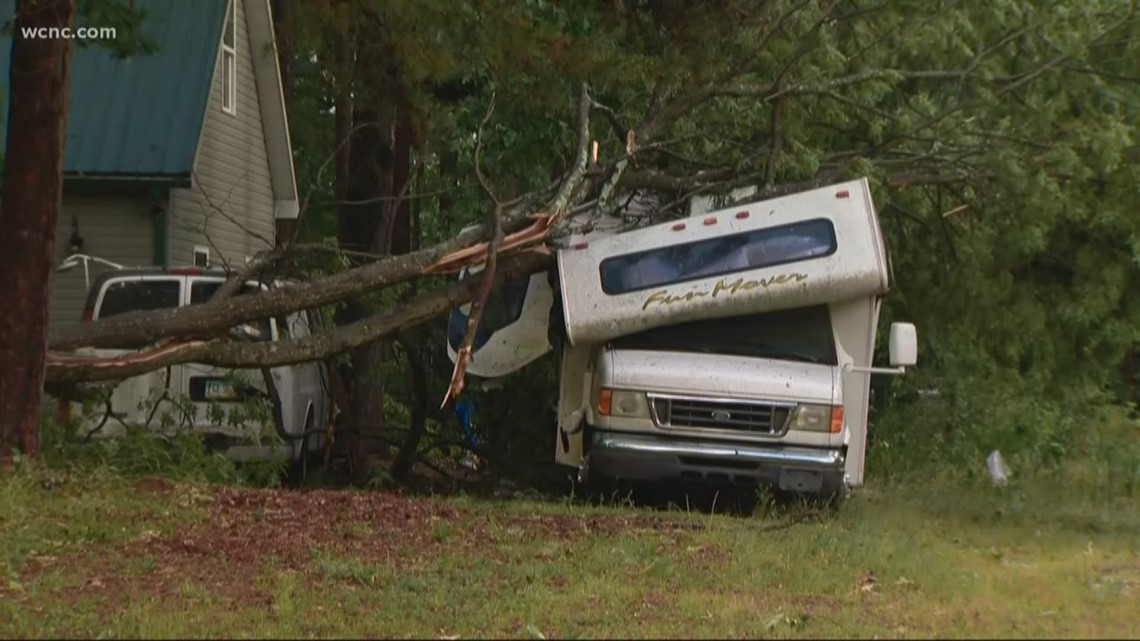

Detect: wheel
[286, 409, 318, 485]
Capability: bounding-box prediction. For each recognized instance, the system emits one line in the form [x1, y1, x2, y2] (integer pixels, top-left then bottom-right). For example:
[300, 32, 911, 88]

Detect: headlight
[789, 404, 844, 433]
[598, 388, 651, 419]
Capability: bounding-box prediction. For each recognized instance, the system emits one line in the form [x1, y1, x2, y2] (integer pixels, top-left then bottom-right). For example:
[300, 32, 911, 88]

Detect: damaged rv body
[447, 178, 917, 498]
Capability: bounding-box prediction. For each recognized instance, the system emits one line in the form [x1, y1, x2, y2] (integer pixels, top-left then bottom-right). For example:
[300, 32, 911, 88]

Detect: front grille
[651, 395, 792, 435]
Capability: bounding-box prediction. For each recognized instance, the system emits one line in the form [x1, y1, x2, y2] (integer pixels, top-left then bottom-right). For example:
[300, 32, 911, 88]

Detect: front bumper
[587, 431, 846, 495]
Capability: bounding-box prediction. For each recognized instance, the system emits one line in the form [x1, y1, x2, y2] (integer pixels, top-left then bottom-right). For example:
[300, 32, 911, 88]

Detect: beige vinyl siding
[167, 0, 275, 269]
[49, 196, 155, 331]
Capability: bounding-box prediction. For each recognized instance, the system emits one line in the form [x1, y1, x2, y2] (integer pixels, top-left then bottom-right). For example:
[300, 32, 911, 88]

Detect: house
[0, 0, 298, 332]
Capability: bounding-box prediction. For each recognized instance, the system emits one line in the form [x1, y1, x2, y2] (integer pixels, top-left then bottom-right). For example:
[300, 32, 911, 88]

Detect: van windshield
[611, 305, 837, 365]
[190, 280, 272, 341]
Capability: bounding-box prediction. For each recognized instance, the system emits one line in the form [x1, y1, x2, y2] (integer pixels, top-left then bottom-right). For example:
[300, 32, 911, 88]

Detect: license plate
[204, 379, 238, 401]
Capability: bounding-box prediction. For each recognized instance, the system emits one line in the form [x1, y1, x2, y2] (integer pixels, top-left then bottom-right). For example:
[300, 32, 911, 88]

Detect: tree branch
[44, 253, 555, 384]
[442, 93, 504, 406]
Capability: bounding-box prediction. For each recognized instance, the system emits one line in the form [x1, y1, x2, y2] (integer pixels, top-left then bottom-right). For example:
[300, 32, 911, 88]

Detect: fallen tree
[45, 84, 595, 393]
[45, 251, 554, 384]
[40, 3, 1137, 397]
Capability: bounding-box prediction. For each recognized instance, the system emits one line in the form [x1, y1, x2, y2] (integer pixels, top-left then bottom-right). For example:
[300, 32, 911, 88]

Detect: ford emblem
[710, 410, 731, 421]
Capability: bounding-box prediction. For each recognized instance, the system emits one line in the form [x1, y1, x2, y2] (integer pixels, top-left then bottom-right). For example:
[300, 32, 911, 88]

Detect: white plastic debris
[987, 450, 1011, 486]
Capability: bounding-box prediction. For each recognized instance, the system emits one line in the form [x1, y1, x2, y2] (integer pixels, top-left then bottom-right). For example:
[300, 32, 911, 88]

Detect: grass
[1, 465, 1138, 639]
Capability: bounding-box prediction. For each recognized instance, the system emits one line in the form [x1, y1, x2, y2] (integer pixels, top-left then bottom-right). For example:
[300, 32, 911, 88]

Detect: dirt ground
[13, 480, 701, 612]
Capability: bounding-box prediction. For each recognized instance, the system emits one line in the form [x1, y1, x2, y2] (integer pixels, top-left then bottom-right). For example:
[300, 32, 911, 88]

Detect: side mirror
[231, 323, 266, 341]
[889, 322, 917, 368]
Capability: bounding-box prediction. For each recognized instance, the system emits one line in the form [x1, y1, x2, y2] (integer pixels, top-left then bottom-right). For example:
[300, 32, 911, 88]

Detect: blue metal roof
[0, 0, 226, 178]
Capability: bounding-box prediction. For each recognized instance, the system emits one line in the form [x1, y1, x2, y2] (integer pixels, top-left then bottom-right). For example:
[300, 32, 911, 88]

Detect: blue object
[447, 308, 492, 354]
[454, 398, 478, 448]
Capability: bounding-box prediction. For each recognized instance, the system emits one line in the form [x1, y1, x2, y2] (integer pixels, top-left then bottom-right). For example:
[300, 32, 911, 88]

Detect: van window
[189, 280, 273, 341]
[599, 218, 836, 295]
[611, 305, 838, 365]
[97, 279, 181, 319]
[93, 278, 182, 349]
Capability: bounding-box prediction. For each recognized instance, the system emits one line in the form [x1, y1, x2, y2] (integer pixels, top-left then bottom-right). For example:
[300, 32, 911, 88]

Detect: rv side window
[599, 218, 837, 295]
[447, 275, 530, 352]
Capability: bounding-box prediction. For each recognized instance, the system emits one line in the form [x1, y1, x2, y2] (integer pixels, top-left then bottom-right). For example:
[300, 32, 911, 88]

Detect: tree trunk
[332, 34, 353, 229]
[390, 333, 428, 484]
[377, 109, 413, 256]
[391, 164, 427, 484]
[270, 0, 295, 114]
[0, 0, 76, 465]
[338, 107, 397, 475]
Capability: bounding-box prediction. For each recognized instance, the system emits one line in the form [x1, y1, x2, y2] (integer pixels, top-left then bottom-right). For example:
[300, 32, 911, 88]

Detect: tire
[286, 408, 318, 485]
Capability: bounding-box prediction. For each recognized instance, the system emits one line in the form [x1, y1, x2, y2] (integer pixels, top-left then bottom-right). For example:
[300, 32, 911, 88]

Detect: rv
[447, 178, 916, 499]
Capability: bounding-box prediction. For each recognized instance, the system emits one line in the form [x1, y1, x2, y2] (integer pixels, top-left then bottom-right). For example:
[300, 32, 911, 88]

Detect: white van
[447, 178, 917, 500]
[62, 267, 328, 468]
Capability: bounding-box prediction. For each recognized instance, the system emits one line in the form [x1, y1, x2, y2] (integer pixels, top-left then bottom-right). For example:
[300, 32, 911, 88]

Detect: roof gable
[0, 0, 226, 178]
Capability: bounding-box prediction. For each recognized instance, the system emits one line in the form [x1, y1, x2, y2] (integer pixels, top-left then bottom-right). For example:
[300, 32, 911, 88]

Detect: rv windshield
[611, 305, 837, 365]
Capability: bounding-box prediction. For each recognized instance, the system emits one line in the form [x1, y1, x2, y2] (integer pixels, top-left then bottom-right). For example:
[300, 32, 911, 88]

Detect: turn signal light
[598, 388, 613, 416]
[830, 407, 844, 433]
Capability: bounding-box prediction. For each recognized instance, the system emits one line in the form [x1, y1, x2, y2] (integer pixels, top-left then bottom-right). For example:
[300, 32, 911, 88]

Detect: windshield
[190, 280, 273, 341]
[611, 305, 837, 365]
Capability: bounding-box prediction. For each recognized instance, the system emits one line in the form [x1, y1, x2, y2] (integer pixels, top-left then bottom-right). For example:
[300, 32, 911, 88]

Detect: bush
[868, 370, 1140, 500]
[37, 387, 288, 488]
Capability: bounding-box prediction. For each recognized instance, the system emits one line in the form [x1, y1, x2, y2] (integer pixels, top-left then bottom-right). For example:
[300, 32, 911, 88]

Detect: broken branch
[442, 94, 506, 406]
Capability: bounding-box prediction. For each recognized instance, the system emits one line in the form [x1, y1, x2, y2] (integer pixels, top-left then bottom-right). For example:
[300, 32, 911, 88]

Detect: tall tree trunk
[337, 108, 395, 478]
[390, 333, 428, 484]
[391, 163, 427, 484]
[270, 0, 295, 114]
[328, 30, 367, 482]
[332, 35, 353, 233]
[334, 103, 416, 480]
[0, 0, 76, 466]
[377, 109, 413, 256]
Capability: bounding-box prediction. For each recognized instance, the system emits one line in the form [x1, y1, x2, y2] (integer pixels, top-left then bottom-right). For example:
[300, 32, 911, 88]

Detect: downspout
[150, 185, 169, 268]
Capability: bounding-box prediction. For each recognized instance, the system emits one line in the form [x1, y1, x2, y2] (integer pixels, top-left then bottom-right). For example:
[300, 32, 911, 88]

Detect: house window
[193, 246, 210, 268]
[221, 0, 236, 115]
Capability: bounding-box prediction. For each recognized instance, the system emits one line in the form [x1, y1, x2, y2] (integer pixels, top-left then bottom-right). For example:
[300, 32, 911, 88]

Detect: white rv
[447, 178, 916, 499]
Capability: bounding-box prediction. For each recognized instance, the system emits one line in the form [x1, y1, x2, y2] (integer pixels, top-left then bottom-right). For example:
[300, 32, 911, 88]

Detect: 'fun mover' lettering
[641, 272, 808, 310]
